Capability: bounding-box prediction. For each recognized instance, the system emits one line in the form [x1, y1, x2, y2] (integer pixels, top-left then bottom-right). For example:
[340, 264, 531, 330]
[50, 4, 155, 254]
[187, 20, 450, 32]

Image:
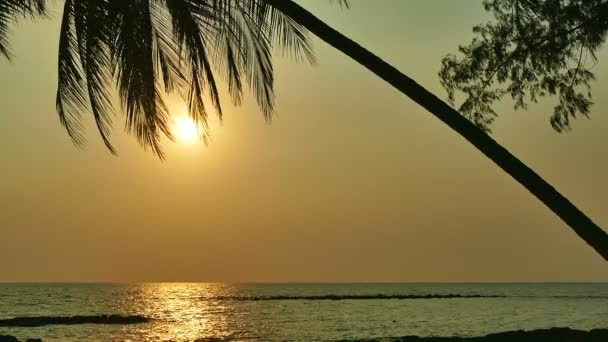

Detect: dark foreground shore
[2, 327, 608, 342]
[338, 327, 608, 342]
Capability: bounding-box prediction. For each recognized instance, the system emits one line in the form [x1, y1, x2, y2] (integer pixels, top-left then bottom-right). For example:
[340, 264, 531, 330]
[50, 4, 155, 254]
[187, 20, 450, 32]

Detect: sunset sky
[1, 0, 607, 282]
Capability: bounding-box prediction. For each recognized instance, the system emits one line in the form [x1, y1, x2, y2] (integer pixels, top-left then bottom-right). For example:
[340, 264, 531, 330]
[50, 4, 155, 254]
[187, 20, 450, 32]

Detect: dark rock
[0, 336, 42, 342]
[210, 294, 505, 301]
[337, 327, 608, 342]
[0, 335, 19, 342]
[0, 315, 151, 327]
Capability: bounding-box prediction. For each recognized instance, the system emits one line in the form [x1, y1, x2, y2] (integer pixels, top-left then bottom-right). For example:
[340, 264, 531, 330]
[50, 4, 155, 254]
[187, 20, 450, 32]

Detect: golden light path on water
[126, 283, 239, 341]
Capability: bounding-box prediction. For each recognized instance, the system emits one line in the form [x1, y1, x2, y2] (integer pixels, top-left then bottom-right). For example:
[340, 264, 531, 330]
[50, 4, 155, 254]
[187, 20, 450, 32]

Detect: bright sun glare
[175, 117, 199, 143]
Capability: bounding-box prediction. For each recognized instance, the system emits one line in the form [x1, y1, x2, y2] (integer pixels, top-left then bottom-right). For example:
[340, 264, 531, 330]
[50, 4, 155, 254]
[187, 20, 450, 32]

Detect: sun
[174, 117, 199, 143]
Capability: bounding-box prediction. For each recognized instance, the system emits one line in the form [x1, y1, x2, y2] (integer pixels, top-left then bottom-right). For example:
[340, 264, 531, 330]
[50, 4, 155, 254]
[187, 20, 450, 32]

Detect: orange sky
[0, 0, 607, 282]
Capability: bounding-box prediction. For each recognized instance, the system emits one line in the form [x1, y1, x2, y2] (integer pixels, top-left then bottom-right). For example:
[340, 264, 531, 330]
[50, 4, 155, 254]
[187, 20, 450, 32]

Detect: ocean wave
[204, 294, 506, 301]
[0, 315, 151, 327]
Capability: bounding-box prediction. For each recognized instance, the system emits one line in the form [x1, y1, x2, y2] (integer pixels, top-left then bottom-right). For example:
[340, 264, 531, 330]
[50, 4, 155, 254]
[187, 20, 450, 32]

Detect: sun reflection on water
[129, 283, 239, 341]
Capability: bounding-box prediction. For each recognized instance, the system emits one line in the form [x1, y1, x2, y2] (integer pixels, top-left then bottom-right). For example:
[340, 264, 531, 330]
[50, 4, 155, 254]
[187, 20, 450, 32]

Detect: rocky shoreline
[338, 327, 608, 342]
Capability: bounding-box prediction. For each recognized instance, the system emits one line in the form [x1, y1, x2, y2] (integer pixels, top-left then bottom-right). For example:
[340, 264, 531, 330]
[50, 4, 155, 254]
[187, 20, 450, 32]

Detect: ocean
[0, 283, 607, 341]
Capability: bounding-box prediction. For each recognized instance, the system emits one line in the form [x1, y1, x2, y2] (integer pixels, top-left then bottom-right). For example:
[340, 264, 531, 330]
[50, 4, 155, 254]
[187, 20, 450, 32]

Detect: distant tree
[1, 0, 607, 261]
[440, 0, 608, 132]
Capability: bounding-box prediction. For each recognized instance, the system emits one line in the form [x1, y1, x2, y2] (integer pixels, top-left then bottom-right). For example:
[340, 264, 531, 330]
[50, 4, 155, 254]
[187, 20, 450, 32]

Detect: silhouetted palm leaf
[53, 0, 347, 158]
[0, 0, 45, 59]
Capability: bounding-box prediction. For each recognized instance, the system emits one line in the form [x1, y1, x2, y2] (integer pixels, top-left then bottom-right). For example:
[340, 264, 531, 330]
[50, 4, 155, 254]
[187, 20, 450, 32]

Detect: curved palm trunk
[267, 0, 608, 261]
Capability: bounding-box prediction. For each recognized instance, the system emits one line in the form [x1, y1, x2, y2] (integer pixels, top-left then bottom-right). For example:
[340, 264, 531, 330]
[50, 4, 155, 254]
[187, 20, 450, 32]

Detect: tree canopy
[440, 0, 608, 132]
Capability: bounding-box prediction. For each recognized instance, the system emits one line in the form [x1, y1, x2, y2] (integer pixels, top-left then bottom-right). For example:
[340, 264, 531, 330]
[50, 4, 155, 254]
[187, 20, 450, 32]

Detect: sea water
[0, 283, 607, 341]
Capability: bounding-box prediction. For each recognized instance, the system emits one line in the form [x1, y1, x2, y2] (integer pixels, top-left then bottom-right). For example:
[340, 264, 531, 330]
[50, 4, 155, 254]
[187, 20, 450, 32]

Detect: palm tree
[265, 0, 608, 261]
[3, 0, 608, 260]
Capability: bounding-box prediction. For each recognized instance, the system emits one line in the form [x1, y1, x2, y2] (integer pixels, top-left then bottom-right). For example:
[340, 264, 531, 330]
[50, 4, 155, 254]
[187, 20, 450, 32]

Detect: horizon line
[1, 281, 607, 285]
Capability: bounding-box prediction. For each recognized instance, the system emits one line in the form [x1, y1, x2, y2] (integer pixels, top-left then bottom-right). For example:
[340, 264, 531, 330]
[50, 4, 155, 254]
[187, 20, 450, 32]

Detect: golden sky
[1, 0, 607, 282]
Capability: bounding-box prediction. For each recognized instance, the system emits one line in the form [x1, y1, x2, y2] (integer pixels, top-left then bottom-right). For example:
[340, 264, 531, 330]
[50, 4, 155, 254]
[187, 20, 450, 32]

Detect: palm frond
[329, 0, 350, 8]
[56, 0, 87, 147]
[0, 0, 46, 60]
[74, 0, 116, 153]
[112, 0, 171, 159]
[52, 0, 349, 157]
[163, 0, 223, 123]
